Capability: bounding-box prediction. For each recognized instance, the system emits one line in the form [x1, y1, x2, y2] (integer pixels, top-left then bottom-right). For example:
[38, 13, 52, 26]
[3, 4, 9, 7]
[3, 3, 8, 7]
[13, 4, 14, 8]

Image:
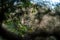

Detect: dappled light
[0, 0, 60, 40]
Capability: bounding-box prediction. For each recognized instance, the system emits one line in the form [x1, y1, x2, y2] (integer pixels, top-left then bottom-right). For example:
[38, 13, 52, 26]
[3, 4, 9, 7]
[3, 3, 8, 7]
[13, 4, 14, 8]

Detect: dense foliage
[0, 0, 60, 40]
